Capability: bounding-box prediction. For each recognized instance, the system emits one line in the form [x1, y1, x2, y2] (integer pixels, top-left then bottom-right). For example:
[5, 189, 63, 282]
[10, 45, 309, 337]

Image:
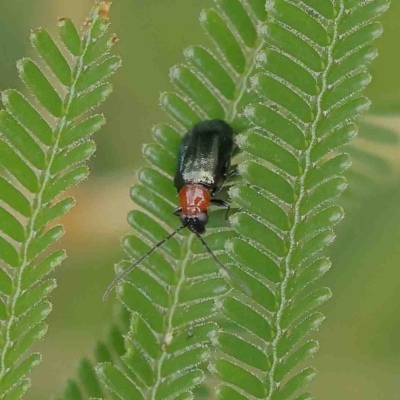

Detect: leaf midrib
[265, 2, 345, 399]
[150, 236, 194, 400]
[226, 36, 265, 123]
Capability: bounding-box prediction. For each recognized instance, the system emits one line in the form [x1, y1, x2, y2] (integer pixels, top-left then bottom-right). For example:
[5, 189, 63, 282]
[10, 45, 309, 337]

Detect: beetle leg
[228, 165, 238, 178]
[211, 199, 230, 219]
[173, 206, 182, 215]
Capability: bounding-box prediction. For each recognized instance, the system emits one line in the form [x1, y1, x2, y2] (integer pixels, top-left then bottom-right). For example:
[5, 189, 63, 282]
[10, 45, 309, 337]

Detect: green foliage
[341, 118, 398, 207]
[97, 1, 268, 398]
[96, 0, 393, 399]
[58, 307, 130, 400]
[212, 1, 390, 399]
[0, 2, 120, 397]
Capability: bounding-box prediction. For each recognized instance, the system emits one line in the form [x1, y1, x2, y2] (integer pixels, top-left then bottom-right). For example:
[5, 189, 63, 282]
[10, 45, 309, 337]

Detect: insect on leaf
[96, 1, 394, 399]
[98, 1, 268, 399]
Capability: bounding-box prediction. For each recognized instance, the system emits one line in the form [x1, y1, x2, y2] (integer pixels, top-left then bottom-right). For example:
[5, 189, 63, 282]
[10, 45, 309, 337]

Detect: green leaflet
[59, 308, 206, 400]
[0, 2, 120, 396]
[68, 308, 130, 400]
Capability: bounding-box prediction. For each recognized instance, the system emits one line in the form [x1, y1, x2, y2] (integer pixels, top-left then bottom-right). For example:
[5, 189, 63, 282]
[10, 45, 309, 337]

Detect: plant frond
[98, 1, 268, 399]
[341, 117, 400, 206]
[210, 0, 390, 399]
[0, 2, 120, 396]
[96, 1, 394, 399]
[56, 307, 129, 400]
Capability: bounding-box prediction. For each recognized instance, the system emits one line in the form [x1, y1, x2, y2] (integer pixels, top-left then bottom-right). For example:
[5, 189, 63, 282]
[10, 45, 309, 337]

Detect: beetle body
[103, 119, 239, 300]
[173, 120, 234, 233]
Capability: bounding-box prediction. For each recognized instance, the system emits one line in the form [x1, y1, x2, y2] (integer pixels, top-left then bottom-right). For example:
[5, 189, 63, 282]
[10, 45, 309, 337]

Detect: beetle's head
[180, 212, 209, 234]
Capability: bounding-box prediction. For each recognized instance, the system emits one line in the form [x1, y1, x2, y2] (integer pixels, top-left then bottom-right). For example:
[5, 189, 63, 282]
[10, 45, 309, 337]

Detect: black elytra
[174, 119, 235, 195]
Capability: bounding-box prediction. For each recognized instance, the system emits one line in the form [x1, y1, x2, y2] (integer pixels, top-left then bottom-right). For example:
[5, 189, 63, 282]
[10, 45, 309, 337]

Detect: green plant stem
[224, 2, 264, 123]
[225, 38, 265, 122]
[150, 236, 194, 399]
[0, 18, 97, 381]
[265, 2, 345, 399]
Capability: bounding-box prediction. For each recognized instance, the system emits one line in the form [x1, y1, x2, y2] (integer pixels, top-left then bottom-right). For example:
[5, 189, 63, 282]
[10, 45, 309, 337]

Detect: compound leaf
[0, 2, 120, 396]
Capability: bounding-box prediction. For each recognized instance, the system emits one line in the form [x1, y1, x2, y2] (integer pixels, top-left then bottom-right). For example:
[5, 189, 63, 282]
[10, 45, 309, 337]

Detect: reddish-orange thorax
[179, 184, 211, 216]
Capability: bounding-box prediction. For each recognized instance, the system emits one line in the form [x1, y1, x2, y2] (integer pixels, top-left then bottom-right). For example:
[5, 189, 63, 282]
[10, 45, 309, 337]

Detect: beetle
[172, 119, 234, 233]
[103, 120, 245, 300]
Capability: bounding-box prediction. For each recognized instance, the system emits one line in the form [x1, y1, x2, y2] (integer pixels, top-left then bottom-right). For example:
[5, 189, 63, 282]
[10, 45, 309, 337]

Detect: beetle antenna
[194, 232, 252, 297]
[103, 225, 187, 301]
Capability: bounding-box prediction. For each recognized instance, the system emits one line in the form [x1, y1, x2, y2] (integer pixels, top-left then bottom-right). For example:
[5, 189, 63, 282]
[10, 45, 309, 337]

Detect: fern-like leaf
[0, 3, 120, 397]
[62, 306, 213, 400]
[96, 0, 393, 399]
[58, 307, 129, 400]
[341, 118, 399, 206]
[97, 1, 268, 399]
[211, 1, 390, 399]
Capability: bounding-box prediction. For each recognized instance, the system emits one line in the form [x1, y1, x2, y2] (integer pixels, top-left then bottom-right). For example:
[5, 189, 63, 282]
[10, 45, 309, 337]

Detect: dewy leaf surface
[0, 2, 120, 397]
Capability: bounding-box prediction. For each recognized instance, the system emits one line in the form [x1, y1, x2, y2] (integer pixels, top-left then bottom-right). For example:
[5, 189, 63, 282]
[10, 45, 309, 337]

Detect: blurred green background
[1, 1, 399, 399]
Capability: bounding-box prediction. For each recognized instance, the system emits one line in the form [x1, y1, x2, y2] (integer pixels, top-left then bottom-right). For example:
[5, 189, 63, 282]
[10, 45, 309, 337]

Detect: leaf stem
[226, 39, 264, 123]
[150, 236, 194, 400]
[265, 2, 345, 399]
